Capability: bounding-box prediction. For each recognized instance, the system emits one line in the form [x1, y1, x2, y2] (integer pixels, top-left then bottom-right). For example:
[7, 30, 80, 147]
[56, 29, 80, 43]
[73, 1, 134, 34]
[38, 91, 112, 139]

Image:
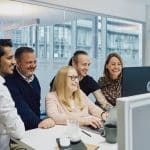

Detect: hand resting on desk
[38, 118, 55, 129]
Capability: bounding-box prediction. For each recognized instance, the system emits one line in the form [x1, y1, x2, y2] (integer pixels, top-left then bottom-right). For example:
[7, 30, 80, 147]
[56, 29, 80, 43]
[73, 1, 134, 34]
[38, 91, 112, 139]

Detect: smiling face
[0, 46, 15, 77]
[106, 56, 122, 80]
[16, 52, 37, 78]
[73, 54, 90, 79]
[66, 68, 79, 93]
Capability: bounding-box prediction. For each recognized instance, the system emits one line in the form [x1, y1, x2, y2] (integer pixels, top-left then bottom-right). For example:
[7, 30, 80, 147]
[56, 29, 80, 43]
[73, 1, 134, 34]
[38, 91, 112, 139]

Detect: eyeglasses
[67, 75, 79, 81]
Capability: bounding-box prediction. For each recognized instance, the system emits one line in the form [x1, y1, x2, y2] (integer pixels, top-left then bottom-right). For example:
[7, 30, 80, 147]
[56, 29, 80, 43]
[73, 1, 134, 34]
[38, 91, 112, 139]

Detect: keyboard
[81, 126, 104, 135]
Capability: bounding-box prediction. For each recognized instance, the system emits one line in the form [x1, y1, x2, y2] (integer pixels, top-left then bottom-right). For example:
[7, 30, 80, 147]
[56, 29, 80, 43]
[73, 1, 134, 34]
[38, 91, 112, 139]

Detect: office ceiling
[0, 0, 94, 30]
[0, 0, 148, 30]
[126, 0, 150, 5]
[13, 0, 150, 5]
[135, 0, 150, 5]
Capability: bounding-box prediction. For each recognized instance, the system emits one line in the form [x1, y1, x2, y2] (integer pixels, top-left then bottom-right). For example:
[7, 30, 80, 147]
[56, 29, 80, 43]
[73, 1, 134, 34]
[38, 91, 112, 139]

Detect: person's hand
[101, 111, 109, 121]
[81, 116, 103, 128]
[38, 118, 55, 129]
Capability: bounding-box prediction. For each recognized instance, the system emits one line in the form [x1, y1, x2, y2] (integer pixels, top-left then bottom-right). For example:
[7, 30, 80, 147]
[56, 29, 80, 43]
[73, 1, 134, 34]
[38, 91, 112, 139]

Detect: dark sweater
[5, 68, 41, 130]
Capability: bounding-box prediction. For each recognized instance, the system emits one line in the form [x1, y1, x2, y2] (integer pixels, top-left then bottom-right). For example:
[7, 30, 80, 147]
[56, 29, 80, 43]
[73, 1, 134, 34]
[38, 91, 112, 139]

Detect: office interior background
[0, 0, 150, 113]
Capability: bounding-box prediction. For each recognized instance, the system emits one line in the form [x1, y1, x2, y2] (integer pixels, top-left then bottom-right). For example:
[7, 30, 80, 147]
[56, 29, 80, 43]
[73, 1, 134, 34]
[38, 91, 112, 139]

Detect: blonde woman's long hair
[52, 66, 84, 111]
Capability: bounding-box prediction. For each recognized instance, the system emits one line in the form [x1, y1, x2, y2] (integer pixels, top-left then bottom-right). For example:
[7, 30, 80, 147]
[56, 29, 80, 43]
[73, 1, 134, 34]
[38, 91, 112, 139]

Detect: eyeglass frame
[67, 75, 79, 81]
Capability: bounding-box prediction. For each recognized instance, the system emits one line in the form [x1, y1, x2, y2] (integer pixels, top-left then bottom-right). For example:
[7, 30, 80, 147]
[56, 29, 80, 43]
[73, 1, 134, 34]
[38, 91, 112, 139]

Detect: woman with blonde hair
[46, 66, 106, 128]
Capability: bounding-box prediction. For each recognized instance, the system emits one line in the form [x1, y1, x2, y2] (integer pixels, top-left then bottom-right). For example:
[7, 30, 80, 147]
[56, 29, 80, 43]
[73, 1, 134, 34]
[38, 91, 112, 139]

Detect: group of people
[0, 39, 123, 149]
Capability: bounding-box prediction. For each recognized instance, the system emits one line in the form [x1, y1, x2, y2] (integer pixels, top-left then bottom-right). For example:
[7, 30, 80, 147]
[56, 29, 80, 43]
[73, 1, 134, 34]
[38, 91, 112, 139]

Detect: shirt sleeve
[45, 92, 68, 124]
[88, 76, 100, 92]
[98, 77, 104, 89]
[80, 75, 100, 95]
[0, 85, 25, 139]
[80, 90, 103, 118]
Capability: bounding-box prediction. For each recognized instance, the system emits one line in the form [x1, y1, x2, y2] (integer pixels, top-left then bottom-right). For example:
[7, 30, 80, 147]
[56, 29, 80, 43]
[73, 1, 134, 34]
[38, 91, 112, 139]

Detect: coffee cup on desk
[102, 123, 117, 144]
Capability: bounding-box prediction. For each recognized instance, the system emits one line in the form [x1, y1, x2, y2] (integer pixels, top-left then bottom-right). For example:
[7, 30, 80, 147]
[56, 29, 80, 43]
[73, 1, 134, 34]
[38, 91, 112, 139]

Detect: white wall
[29, 0, 146, 21]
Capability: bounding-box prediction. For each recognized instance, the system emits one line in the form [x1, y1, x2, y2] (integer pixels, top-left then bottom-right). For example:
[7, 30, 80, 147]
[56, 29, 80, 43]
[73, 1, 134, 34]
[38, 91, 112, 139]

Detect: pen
[81, 130, 92, 137]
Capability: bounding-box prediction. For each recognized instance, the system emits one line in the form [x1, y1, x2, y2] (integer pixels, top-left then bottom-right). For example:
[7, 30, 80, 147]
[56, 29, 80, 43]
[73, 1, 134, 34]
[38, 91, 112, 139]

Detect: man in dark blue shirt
[5, 47, 55, 130]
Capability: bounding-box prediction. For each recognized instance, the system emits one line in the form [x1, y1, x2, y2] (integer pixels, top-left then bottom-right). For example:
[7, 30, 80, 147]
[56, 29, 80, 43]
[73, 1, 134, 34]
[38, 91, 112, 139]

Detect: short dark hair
[71, 50, 88, 64]
[0, 39, 12, 57]
[15, 47, 34, 60]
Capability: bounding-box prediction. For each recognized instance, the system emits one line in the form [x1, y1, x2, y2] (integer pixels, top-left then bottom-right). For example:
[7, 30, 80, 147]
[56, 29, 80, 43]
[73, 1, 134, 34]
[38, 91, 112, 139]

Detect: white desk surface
[14, 125, 117, 150]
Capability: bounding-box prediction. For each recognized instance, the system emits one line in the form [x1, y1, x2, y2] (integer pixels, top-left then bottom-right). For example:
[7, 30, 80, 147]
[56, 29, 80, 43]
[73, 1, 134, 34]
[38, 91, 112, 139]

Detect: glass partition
[0, 0, 143, 113]
[106, 18, 143, 66]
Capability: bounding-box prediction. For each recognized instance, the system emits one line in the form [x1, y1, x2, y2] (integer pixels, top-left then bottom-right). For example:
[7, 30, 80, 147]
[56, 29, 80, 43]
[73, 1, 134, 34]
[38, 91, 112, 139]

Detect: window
[53, 23, 71, 58]
[106, 18, 143, 66]
[76, 19, 93, 53]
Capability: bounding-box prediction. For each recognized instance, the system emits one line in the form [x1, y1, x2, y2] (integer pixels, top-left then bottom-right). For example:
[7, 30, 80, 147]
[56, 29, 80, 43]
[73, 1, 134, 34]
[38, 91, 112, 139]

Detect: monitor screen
[122, 67, 150, 97]
[117, 93, 150, 150]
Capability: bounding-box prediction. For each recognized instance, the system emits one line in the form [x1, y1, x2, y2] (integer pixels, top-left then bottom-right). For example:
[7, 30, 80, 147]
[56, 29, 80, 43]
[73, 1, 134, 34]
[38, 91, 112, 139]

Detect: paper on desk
[55, 143, 99, 150]
[86, 144, 99, 150]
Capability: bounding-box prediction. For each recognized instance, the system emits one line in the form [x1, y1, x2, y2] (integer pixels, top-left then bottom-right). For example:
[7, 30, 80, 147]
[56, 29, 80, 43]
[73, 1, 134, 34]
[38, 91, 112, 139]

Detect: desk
[12, 125, 117, 150]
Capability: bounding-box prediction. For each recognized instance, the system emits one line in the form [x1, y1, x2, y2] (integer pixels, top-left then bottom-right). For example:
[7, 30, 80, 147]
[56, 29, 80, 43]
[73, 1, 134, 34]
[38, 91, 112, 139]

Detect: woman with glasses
[46, 66, 107, 128]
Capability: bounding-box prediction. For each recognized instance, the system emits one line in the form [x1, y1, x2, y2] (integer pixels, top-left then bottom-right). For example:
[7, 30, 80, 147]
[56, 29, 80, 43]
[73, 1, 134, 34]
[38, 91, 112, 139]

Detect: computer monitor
[117, 93, 150, 150]
[122, 66, 150, 97]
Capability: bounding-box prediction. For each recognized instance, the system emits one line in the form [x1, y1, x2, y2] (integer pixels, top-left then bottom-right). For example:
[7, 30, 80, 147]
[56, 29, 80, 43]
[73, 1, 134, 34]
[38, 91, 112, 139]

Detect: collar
[16, 68, 34, 83]
[0, 75, 5, 84]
